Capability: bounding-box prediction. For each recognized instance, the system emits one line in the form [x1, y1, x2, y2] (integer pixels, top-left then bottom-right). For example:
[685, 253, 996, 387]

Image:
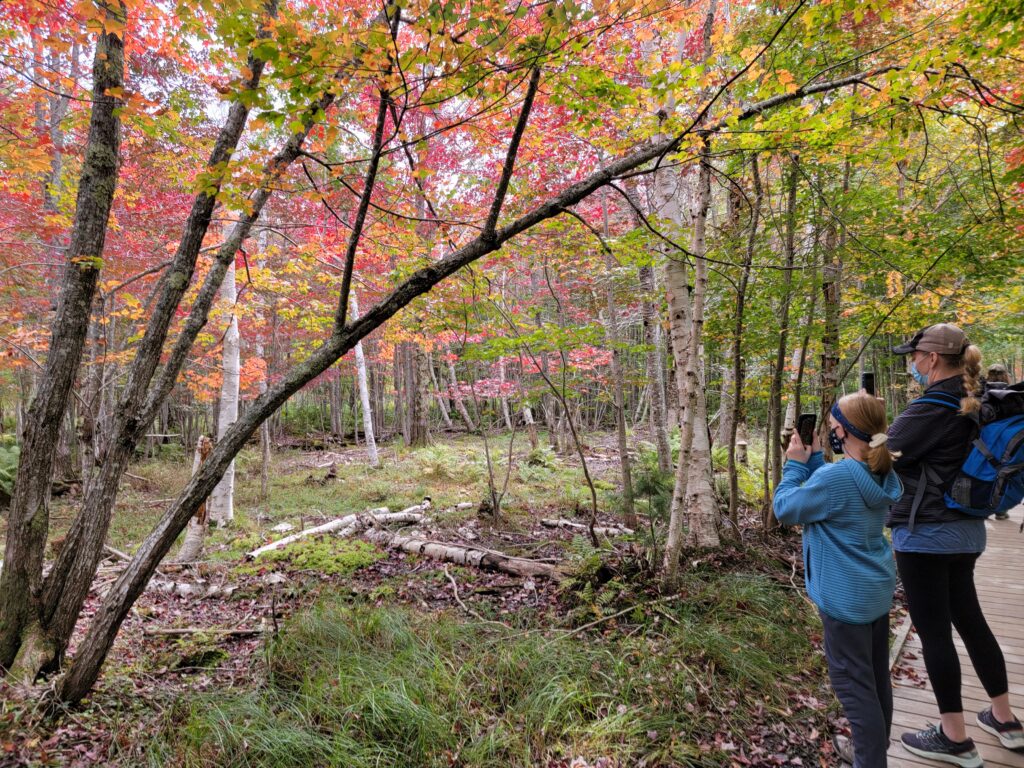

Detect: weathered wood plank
[889, 505, 1024, 765]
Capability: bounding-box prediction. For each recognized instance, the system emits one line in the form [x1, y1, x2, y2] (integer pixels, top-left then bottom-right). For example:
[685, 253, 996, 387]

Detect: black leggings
[895, 551, 1008, 713]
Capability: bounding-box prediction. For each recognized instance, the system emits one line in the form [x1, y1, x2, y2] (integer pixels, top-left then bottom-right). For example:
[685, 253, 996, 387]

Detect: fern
[0, 442, 19, 499]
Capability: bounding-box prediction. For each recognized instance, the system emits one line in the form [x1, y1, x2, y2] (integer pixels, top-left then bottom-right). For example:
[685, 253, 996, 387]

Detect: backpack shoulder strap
[915, 392, 961, 410]
[907, 463, 945, 532]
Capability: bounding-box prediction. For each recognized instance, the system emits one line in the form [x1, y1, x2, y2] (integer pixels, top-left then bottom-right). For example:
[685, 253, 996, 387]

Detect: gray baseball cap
[892, 323, 969, 355]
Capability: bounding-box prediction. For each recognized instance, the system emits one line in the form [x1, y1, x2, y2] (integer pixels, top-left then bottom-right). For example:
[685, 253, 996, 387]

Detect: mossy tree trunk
[0, 6, 125, 677]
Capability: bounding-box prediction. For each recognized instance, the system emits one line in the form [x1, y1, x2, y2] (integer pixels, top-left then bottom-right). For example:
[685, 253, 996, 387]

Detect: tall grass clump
[148, 568, 825, 768]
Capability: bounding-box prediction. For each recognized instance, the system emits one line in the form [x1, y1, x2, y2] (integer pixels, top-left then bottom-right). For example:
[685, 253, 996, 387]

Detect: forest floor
[0, 431, 912, 767]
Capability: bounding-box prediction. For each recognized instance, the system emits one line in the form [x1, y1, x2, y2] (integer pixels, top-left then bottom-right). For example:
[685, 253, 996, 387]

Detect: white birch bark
[208, 259, 239, 527]
[498, 358, 513, 430]
[349, 292, 379, 467]
[176, 436, 212, 562]
[661, 4, 721, 580]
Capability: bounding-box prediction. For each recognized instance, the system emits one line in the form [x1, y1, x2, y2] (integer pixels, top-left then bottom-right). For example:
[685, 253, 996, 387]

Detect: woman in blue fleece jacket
[775, 392, 903, 768]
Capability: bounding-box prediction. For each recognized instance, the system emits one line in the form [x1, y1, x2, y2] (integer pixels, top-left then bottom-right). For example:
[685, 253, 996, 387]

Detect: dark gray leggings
[895, 550, 1008, 713]
[821, 611, 892, 768]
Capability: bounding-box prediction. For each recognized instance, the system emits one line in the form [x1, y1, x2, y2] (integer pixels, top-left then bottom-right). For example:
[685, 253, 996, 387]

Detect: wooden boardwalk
[888, 506, 1024, 767]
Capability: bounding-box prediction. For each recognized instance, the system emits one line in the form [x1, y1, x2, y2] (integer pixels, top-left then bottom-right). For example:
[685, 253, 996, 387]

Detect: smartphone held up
[797, 413, 816, 448]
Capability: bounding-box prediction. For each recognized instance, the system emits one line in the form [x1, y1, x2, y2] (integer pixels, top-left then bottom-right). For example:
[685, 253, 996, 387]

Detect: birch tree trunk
[679, 150, 719, 550]
[176, 437, 213, 562]
[428, 353, 454, 430]
[208, 259, 240, 527]
[639, 265, 671, 474]
[498, 358, 513, 430]
[350, 292, 379, 466]
[660, 2, 720, 583]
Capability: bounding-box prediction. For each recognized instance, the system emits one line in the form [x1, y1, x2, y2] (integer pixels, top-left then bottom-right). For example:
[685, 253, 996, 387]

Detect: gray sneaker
[977, 707, 1024, 751]
[901, 724, 982, 767]
[832, 733, 855, 765]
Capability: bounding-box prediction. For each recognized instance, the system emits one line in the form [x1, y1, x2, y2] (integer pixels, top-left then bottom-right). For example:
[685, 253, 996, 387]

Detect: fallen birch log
[247, 504, 430, 558]
[540, 518, 633, 536]
[362, 528, 564, 581]
[247, 506, 390, 558]
[334, 504, 430, 538]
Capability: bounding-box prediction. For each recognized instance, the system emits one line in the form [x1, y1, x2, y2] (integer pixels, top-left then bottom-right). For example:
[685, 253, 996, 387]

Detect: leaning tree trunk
[0, 8, 124, 676]
[427, 353, 455, 430]
[447, 358, 477, 432]
[208, 259, 240, 527]
[31, 4, 287, 678]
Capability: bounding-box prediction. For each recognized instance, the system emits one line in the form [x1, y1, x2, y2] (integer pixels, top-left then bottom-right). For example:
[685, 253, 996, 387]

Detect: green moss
[237, 537, 385, 577]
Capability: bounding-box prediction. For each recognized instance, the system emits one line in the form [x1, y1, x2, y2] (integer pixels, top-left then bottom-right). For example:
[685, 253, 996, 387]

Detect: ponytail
[837, 392, 901, 475]
[942, 343, 982, 415]
[866, 439, 896, 476]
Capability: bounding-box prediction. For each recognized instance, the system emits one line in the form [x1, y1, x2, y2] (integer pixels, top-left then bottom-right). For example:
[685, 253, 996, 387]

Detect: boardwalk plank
[888, 505, 1024, 766]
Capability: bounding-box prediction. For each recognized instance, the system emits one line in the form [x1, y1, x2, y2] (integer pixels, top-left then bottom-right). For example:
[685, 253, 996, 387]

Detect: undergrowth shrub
[414, 444, 483, 483]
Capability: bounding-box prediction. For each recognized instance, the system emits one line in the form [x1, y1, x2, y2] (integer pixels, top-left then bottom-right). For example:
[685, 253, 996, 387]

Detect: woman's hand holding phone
[786, 432, 814, 464]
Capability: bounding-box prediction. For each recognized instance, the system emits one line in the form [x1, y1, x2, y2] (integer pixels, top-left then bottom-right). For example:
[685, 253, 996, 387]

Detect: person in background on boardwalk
[775, 392, 903, 768]
[984, 365, 1013, 520]
[889, 323, 1024, 767]
[984, 363, 1011, 390]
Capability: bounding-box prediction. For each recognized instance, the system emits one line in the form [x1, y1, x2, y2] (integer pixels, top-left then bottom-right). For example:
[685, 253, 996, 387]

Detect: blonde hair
[837, 392, 899, 475]
[940, 344, 982, 415]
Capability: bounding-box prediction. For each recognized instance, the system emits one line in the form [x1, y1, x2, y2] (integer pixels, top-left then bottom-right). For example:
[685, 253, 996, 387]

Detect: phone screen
[798, 413, 816, 447]
[861, 372, 876, 396]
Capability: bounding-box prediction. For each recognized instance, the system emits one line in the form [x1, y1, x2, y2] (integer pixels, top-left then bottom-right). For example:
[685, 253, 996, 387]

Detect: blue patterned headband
[830, 402, 872, 443]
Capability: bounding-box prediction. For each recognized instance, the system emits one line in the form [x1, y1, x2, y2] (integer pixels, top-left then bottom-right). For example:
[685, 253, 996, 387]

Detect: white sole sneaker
[902, 742, 983, 768]
[977, 712, 1024, 751]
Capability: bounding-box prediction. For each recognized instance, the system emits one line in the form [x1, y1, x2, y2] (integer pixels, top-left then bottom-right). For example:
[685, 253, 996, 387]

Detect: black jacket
[886, 375, 976, 528]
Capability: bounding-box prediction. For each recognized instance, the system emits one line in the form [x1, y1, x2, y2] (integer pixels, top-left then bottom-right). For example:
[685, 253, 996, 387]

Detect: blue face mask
[910, 361, 929, 386]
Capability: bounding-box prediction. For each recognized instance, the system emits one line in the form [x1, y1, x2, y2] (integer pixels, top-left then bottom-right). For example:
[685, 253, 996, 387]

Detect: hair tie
[869, 433, 888, 448]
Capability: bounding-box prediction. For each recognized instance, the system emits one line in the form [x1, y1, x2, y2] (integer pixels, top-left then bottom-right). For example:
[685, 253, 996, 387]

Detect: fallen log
[334, 503, 430, 538]
[247, 504, 430, 558]
[540, 518, 633, 536]
[362, 528, 564, 581]
[142, 626, 264, 637]
[247, 506, 390, 558]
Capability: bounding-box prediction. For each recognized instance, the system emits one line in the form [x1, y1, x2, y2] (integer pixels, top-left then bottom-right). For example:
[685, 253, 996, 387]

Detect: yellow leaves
[886, 271, 902, 298]
[777, 70, 798, 95]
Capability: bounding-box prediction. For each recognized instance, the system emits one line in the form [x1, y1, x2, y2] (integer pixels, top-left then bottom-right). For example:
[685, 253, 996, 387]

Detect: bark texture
[0, 10, 125, 674]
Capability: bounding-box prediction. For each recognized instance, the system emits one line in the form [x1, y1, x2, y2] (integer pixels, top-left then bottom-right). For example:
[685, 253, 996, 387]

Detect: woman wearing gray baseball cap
[888, 323, 1023, 766]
